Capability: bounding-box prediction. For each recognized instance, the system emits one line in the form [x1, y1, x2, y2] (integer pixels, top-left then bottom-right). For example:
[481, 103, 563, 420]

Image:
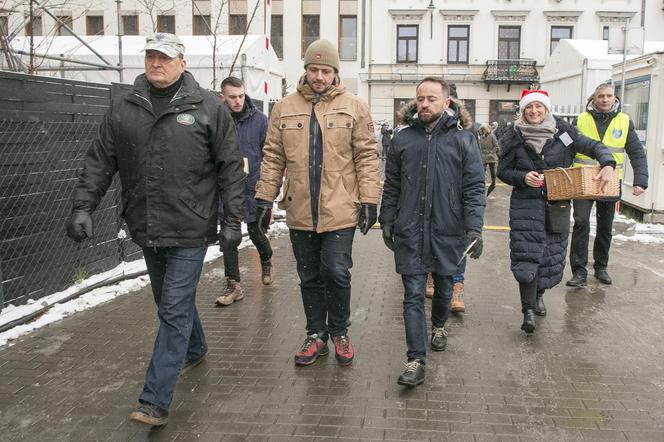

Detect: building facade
[2, 0, 664, 124]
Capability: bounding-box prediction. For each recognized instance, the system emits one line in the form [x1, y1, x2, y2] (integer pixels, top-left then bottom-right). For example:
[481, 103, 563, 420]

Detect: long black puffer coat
[379, 101, 486, 275]
[497, 117, 615, 288]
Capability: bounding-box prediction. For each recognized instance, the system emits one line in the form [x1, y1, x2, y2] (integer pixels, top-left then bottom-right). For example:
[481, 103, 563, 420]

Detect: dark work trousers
[402, 273, 453, 363]
[485, 162, 497, 196]
[223, 222, 273, 282]
[140, 246, 208, 411]
[519, 279, 545, 313]
[570, 199, 616, 276]
[289, 227, 355, 340]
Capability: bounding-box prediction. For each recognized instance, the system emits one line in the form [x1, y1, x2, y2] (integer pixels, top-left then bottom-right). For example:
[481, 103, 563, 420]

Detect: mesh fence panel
[0, 117, 141, 309]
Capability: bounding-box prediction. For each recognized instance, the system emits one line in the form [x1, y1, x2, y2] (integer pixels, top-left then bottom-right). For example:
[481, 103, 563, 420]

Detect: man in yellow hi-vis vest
[567, 83, 648, 287]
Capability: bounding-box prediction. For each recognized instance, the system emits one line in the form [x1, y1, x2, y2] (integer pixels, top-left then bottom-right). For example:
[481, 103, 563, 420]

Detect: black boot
[535, 294, 547, 317]
[566, 271, 587, 287]
[521, 309, 536, 334]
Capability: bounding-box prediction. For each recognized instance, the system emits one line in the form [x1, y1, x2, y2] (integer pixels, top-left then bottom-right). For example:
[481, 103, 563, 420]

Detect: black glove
[382, 224, 394, 250]
[358, 203, 378, 235]
[255, 201, 272, 234]
[465, 230, 483, 259]
[220, 217, 242, 251]
[66, 211, 93, 242]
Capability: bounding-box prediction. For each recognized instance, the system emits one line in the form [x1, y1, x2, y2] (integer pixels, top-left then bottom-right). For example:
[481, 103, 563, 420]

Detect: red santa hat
[519, 89, 551, 113]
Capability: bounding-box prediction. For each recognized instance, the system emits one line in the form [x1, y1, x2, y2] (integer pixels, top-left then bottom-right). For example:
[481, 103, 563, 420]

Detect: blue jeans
[452, 273, 464, 284]
[139, 246, 208, 410]
[289, 228, 355, 339]
[402, 273, 453, 363]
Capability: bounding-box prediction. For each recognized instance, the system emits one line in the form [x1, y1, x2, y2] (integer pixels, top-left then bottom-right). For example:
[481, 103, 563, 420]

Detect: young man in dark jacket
[567, 83, 649, 287]
[379, 77, 485, 387]
[215, 76, 272, 306]
[66, 33, 245, 426]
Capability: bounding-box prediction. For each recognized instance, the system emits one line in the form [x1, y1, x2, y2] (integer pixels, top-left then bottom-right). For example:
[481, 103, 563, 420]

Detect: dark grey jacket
[72, 71, 245, 247]
[379, 102, 486, 275]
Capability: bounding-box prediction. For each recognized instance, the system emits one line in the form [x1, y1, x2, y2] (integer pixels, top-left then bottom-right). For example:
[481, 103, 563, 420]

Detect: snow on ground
[0, 221, 289, 348]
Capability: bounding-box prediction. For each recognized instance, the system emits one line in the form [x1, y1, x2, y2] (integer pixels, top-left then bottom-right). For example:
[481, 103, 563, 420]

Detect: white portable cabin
[9, 35, 285, 111]
[540, 39, 664, 115]
[612, 52, 664, 223]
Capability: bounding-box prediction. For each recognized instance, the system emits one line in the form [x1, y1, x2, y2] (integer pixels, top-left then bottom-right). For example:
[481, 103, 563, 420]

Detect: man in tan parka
[255, 39, 380, 367]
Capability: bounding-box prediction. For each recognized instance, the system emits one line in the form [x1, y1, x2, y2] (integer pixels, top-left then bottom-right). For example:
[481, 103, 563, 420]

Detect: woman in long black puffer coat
[497, 90, 615, 334]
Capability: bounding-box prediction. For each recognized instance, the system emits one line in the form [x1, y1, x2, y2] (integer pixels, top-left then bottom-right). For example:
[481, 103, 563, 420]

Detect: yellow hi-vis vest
[574, 111, 629, 179]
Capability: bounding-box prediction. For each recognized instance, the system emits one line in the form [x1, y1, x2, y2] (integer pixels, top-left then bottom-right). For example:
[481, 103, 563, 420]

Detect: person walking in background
[66, 33, 245, 425]
[380, 77, 485, 387]
[479, 123, 500, 196]
[498, 90, 615, 334]
[380, 123, 393, 159]
[215, 76, 273, 307]
[567, 83, 648, 287]
[254, 39, 381, 367]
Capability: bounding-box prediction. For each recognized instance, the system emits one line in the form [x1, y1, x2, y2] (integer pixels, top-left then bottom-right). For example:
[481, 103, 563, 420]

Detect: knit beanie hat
[519, 89, 551, 113]
[303, 39, 340, 72]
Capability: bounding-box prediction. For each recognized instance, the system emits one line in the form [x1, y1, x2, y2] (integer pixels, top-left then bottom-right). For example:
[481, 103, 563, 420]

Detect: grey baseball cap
[143, 33, 185, 58]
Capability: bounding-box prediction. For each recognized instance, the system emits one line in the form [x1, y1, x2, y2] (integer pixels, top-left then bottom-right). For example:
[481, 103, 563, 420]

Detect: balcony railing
[482, 59, 539, 84]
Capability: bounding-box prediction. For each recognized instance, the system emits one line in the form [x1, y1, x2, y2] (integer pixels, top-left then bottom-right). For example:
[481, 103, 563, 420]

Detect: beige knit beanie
[303, 39, 340, 72]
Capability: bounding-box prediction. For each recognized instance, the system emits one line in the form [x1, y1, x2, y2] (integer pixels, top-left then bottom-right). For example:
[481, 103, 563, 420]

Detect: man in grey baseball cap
[67, 30, 245, 426]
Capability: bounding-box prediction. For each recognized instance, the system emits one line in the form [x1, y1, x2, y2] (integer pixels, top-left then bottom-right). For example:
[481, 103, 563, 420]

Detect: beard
[418, 110, 442, 124]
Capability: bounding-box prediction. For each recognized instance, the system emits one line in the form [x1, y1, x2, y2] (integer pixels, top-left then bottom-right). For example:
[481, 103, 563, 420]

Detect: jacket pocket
[324, 111, 354, 156]
[178, 185, 210, 219]
[279, 115, 308, 158]
[277, 176, 292, 210]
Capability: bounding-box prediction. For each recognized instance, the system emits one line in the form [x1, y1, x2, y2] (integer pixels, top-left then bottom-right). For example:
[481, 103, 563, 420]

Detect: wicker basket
[544, 165, 619, 201]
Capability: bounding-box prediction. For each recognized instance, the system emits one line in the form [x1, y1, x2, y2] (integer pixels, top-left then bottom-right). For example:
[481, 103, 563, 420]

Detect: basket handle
[553, 167, 573, 183]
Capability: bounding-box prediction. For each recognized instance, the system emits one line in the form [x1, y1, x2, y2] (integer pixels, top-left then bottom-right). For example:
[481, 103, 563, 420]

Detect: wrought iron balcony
[482, 59, 539, 84]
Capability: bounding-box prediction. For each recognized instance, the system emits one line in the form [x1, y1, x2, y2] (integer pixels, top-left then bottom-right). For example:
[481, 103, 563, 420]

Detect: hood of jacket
[396, 98, 473, 130]
[296, 74, 347, 102]
[586, 96, 621, 120]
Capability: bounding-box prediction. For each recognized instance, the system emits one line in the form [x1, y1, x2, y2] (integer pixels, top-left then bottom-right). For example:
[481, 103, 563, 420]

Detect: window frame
[396, 24, 418, 64]
[121, 15, 139, 36]
[55, 15, 73, 36]
[602, 25, 610, 41]
[550, 25, 573, 55]
[85, 15, 104, 36]
[271, 14, 283, 59]
[192, 14, 211, 35]
[156, 15, 175, 34]
[338, 15, 357, 61]
[229, 14, 247, 35]
[447, 24, 469, 64]
[497, 25, 520, 60]
[301, 14, 320, 58]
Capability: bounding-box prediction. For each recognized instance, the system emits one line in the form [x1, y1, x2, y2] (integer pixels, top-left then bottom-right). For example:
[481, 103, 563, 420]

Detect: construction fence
[0, 72, 141, 310]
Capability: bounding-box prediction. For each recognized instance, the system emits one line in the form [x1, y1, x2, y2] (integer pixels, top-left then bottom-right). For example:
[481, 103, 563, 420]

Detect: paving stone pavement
[1, 183, 664, 441]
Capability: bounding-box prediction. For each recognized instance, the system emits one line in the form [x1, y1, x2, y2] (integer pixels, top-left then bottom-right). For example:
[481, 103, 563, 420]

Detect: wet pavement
[1, 183, 664, 441]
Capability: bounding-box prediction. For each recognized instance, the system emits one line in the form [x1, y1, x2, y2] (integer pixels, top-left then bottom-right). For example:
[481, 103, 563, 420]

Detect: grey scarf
[515, 113, 557, 154]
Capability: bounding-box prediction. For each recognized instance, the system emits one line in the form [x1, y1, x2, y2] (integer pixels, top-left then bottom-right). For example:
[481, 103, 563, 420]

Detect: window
[121, 15, 139, 35]
[339, 15, 357, 60]
[498, 26, 520, 59]
[86, 15, 104, 35]
[489, 100, 519, 125]
[615, 77, 650, 145]
[193, 15, 210, 35]
[55, 15, 73, 36]
[157, 15, 175, 33]
[448, 25, 469, 64]
[271, 15, 283, 59]
[0, 16, 7, 36]
[397, 24, 418, 63]
[550, 26, 572, 54]
[25, 15, 42, 36]
[302, 15, 320, 57]
[229, 14, 246, 34]
[603, 26, 609, 41]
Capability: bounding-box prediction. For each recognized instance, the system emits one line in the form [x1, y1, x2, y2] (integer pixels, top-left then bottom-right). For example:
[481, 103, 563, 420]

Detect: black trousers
[569, 199, 616, 276]
[223, 222, 273, 282]
[484, 162, 497, 196]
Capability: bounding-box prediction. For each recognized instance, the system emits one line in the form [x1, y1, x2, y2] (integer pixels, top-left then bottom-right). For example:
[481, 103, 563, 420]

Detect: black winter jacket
[379, 103, 486, 275]
[73, 71, 245, 248]
[232, 95, 268, 223]
[497, 117, 616, 287]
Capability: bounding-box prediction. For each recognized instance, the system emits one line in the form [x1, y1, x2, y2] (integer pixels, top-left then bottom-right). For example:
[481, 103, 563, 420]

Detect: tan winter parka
[255, 76, 381, 232]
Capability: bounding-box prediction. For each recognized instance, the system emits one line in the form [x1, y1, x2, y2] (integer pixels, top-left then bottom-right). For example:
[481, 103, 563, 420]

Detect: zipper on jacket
[309, 96, 322, 230]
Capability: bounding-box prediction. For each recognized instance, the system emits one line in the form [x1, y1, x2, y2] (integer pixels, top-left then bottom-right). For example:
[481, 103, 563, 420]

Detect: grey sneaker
[261, 260, 273, 285]
[431, 326, 448, 352]
[129, 402, 168, 426]
[215, 278, 244, 306]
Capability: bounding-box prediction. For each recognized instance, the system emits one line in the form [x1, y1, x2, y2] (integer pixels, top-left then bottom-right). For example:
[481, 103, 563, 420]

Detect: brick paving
[1, 184, 664, 441]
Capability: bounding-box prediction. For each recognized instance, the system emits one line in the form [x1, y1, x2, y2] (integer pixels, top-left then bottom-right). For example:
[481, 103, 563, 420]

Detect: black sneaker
[129, 402, 168, 426]
[397, 360, 425, 387]
[180, 353, 206, 376]
[431, 326, 448, 352]
[566, 272, 587, 287]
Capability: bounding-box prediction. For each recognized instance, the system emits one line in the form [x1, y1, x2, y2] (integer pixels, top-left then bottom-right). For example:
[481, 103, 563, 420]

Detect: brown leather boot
[425, 274, 434, 298]
[261, 260, 273, 285]
[215, 278, 244, 306]
[450, 282, 465, 313]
